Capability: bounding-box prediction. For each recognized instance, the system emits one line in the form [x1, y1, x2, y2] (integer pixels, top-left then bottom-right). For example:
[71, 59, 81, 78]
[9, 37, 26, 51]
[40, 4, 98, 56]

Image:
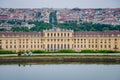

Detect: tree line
[0, 20, 120, 32]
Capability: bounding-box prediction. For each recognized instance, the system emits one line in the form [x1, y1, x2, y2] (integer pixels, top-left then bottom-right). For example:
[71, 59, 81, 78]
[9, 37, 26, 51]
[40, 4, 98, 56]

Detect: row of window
[6, 45, 16, 48]
[47, 33, 70, 37]
[4, 44, 117, 49]
[19, 41, 42, 44]
[0, 40, 2, 44]
[47, 44, 70, 49]
[5, 41, 42, 44]
[74, 39, 117, 42]
[19, 45, 42, 48]
[3, 38, 118, 44]
[0, 40, 1, 49]
[0, 45, 2, 49]
[6, 45, 42, 49]
[74, 45, 112, 48]
[74, 39, 118, 43]
[47, 39, 70, 42]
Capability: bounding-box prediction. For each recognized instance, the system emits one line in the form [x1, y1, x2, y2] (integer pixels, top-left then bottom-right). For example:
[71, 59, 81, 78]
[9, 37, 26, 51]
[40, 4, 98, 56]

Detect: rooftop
[0, 30, 120, 37]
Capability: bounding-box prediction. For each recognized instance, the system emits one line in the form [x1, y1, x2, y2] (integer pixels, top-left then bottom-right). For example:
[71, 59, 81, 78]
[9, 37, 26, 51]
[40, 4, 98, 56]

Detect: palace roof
[0, 31, 120, 37]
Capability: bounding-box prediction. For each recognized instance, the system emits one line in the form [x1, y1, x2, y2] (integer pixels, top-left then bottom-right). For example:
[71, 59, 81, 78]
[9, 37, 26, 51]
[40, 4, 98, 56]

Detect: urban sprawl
[0, 8, 120, 31]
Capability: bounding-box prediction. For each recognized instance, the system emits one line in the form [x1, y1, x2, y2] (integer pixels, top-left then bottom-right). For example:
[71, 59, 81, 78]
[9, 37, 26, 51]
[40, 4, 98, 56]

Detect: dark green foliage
[8, 8, 14, 12]
[36, 12, 41, 18]
[49, 11, 58, 25]
[3, 19, 120, 32]
[0, 50, 17, 54]
[11, 27, 30, 32]
[80, 50, 96, 53]
[56, 49, 76, 53]
[30, 21, 52, 32]
[80, 50, 118, 53]
[32, 50, 76, 53]
[32, 50, 47, 53]
[0, 28, 6, 31]
[72, 8, 81, 11]
[0, 20, 5, 24]
[96, 50, 116, 53]
[57, 22, 120, 31]
[7, 20, 22, 25]
[94, 8, 102, 10]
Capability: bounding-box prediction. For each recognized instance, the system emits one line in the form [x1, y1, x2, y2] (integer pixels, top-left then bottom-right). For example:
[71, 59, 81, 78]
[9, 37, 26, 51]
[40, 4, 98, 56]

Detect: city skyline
[0, 0, 120, 8]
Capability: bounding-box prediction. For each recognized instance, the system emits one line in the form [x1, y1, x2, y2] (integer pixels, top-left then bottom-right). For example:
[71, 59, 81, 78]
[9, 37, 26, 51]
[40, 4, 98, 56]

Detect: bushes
[0, 50, 17, 54]
[0, 49, 118, 54]
[80, 50, 118, 53]
[31, 49, 119, 53]
[80, 50, 96, 53]
[96, 50, 115, 53]
[32, 49, 76, 53]
[32, 50, 47, 53]
[56, 49, 76, 53]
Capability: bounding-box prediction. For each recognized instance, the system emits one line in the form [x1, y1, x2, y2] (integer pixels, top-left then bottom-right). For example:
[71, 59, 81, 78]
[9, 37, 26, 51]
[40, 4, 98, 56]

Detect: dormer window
[118, 34, 120, 37]
[111, 34, 114, 37]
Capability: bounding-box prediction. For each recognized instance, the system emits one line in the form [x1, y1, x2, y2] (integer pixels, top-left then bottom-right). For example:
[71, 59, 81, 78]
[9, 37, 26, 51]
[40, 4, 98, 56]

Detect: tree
[49, 11, 58, 25]
[11, 27, 30, 32]
[0, 28, 6, 31]
[36, 12, 41, 18]
[30, 21, 52, 32]
[7, 20, 22, 25]
[72, 8, 81, 11]
[0, 20, 5, 24]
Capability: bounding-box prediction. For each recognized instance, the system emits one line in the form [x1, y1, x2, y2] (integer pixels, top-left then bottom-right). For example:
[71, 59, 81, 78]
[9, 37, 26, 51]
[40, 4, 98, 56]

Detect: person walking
[29, 51, 32, 56]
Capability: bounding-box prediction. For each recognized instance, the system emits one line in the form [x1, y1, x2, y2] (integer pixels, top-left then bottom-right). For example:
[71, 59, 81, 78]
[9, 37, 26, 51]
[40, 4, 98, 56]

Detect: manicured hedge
[0, 50, 17, 54]
[80, 50, 96, 53]
[32, 49, 76, 53]
[32, 50, 47, 53]
[56, 49, 76, 53]
[80, 50, 118, 53]
[31, 49, 119, 53]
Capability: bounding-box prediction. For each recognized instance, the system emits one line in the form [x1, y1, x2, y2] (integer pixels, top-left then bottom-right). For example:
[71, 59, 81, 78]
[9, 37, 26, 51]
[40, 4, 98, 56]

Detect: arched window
[58, 44, 59, 48]
[58, 33, 59, 37]
[51, 44, 53, 48]
[47, 33, 49, 37]
[51, 33, 53, 37]
[61, 33, 63, 37]
[61, 44, 63, 49]
[64, 44, 66, 48]
[54, 44, 56, 49]
[68, 44, 70, 49]
[54, 33, 56, 37]
[68, 33, 70, 37]
[115, 39, 117, 41]
[47, 44, 49, 49]
[64, 33, 66, 37]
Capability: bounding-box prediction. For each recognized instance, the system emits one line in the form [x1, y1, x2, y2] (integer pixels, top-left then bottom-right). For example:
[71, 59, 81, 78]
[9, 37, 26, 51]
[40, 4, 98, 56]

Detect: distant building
[0, 14, 8, 20]
[21, 22, 35, 29]
[0, 28, 120, 52]
[0, 23, 14, 30]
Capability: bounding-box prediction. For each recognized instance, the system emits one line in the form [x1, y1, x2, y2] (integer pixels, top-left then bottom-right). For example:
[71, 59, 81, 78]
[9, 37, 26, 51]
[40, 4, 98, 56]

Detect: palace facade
[0, 28, 120, 52]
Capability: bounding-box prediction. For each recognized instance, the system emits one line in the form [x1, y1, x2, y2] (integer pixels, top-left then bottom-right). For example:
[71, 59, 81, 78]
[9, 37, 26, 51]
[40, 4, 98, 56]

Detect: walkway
[0, 53, 120, 56]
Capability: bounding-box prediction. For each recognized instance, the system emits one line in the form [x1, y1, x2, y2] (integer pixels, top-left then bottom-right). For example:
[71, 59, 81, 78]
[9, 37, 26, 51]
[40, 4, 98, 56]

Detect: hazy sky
[0, 0, 120, 8]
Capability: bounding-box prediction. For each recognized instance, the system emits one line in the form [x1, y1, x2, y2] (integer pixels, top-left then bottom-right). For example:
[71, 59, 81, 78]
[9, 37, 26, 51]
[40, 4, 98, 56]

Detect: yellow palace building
[0, 28, 120, 52]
